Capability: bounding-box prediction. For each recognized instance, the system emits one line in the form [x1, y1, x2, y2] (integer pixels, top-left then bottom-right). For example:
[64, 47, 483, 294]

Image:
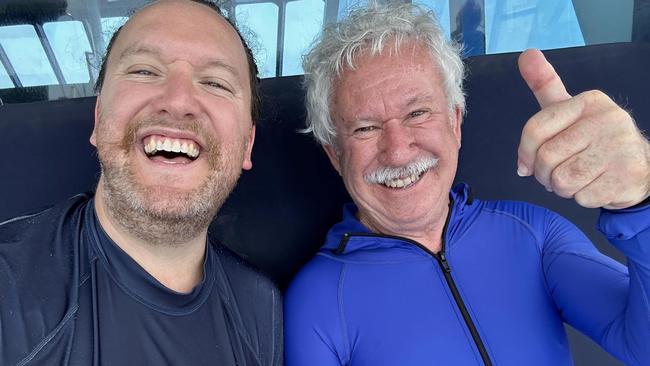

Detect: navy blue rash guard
[0, 194, 282, 366]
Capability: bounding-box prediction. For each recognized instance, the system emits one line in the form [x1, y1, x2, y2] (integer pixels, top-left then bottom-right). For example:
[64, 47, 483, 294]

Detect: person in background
[0, 1, 282, 365]
[285, 3, 649, 365]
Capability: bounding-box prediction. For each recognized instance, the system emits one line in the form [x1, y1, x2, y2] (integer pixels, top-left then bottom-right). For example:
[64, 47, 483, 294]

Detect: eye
[202, 80, 233, 94]
[127, 68, 157, 76]
[354, 125, 378, 133]
[351, 125, 381, 139]
[409, 109, 428, 119]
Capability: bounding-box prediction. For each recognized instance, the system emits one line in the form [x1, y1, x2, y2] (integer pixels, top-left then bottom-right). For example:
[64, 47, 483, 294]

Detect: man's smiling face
[91, 0, 255, 236]
[325, 41, 462, 238]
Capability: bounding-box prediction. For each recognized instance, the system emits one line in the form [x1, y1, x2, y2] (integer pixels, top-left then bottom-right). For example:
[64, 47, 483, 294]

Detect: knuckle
[550, 168, 579, 196]
[580, 89, 607, 104]
[522, 119, 541, 142]
[536, 144, 556, 167]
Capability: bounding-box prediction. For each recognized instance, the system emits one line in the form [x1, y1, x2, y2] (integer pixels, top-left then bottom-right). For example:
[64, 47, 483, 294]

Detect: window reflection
[236, 3, 279, 78]
[43, 21, 93, 84]
[0, 62, 13, 89]
[0, 0, 644, 104]
[0, 25, 58, 87]
[100, 17, 128, 52]
[415, 0, 452, 39]
[283, 0, 325, 76]
[485, 0, 585, 54]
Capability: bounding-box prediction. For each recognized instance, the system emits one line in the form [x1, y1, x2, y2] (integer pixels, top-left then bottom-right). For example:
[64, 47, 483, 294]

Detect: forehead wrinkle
[405, 93, 435, 107]
[116, 44, 159, 64]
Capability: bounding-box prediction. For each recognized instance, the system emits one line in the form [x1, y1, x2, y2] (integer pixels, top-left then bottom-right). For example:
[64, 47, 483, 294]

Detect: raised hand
[516, 49, 650, 209]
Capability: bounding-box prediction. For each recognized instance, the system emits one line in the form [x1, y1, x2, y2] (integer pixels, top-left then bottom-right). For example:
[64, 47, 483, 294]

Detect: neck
[359, 202, 451, 254]
[94, 182, 208, 293]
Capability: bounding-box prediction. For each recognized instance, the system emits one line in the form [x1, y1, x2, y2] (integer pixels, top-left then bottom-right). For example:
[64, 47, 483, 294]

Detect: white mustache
[365, 155, 439, 184]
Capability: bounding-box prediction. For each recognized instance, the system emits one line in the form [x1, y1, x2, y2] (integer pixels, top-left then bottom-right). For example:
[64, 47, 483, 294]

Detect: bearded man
[0, 1, 281, 365]
[285, 3, 650, 365]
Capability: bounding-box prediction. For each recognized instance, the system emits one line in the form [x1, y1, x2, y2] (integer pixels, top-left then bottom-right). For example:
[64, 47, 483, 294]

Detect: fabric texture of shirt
[284, 183, 650, 366]
[0, 194, 282, 366]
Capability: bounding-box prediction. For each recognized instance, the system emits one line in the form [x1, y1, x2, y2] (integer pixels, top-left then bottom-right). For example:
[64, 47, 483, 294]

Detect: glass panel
[414, 0, 452, 39]
[573, 0, 633, 44]
[43, 21, 93, 84]
[236, 3, 279, 78]
[0, 25, 58, 87]
[101, 16, 128, 52]
[283, 0, 325, 76]
[485, 0, 585, 54]
[0, 62, 13, 89]
[337, 0, 368, 19]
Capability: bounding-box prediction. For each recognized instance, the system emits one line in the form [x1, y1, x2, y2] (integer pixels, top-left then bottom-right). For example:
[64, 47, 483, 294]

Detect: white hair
[302, 2, 466, 146]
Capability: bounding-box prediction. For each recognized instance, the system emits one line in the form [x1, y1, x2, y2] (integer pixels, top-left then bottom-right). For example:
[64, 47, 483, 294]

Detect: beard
[95, 114, 246, 246]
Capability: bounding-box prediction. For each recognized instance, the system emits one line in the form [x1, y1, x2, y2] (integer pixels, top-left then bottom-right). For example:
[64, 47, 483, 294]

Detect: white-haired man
[285, 3, 650, 365]
[0, 1, 281, 365]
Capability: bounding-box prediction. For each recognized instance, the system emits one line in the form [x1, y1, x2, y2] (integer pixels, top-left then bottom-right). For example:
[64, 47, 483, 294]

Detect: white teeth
[162, 139, 172, 151]
[144, 136, 200, 159]
[384, 173, 420, 189]
[187, 143, 199, 158]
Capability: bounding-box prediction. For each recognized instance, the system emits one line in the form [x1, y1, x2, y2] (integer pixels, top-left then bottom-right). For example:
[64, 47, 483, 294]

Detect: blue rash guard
[285, 184, 650, 365]
[0, 194, 282, 366]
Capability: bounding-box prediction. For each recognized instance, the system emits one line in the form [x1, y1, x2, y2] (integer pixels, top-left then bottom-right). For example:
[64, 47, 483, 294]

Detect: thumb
[518, 49, 571, 108]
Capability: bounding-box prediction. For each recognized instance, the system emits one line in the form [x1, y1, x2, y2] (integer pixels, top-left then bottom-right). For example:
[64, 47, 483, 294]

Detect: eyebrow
[117, 44, 241, 79]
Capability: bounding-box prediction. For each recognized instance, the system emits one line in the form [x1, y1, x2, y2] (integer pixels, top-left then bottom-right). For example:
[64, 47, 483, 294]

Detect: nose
[153, 69, 201, 121]
[378, 120, 417, 166]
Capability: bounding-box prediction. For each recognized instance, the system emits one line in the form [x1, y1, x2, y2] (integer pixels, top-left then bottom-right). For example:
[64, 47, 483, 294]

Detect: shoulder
[286, 253, 344, 301]
[475, 198, 592, 252]
[210, 241, 283, 366]
[0, 194, 90, 273]
[472, 199, 572, 234]
[477, 199, 555, 222]
[0, 194, 91, 365]
[285, 253, 344, 327]
[0, 194, 90, 245]
[211, 241, 280, 299]
[209, 240, 281, 325]
[0, 195, 91, 278]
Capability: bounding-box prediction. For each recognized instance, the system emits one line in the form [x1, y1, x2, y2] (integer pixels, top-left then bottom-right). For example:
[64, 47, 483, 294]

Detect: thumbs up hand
[516, 49, 650, 209]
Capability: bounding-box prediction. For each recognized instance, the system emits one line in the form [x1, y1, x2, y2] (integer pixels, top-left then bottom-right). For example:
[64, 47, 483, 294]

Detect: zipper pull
[438, 252, 451, 273]
[335, 233, 351, 255]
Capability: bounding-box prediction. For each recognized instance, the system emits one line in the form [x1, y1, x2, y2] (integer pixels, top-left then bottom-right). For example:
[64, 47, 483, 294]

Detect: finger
[517, 96, 587, 177]
[574, 173, 643, 209]
[518, 49, 571, 109]
[543, 146, 604, 199]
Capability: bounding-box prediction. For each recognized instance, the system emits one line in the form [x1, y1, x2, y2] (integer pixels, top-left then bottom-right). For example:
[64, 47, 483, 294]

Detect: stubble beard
[96, 115, 245, 246]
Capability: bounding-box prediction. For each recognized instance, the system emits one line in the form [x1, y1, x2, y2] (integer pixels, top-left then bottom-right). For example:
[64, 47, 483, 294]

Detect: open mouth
[382, 170, 424, 189]
[142, 135, 201, 163]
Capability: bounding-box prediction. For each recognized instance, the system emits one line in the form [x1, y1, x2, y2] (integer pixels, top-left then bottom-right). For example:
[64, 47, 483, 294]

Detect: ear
[90, 96, 101, 147]
[323, 143, 342, 175]
[242, 123, 256, 170]
[452, 105, 462, 148]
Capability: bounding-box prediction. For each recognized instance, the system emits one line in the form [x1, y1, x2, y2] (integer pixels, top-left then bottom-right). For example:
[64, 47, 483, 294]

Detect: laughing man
[0, 1, 281, 365]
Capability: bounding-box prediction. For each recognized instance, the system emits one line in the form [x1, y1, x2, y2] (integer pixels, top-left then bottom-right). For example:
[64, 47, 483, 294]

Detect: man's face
[91, 0, 255, 228]
[325, 42, 462, 237]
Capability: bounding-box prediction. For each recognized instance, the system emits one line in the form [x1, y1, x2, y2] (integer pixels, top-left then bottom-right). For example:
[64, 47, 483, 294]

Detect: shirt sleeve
[542, 204, 650, 365]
